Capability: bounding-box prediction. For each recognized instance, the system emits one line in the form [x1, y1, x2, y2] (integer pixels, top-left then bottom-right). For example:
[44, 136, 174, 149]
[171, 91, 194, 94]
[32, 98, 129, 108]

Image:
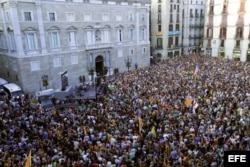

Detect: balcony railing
[219, 35, 226, 39]
[222, 10, 228, 14]
[234, 45, 241, 49]
[207, 35, 213, 39]
[207, 23, 213, 27]
[208, 11, 214, 15]
[85, 43, 113, 50]
[236, 21, 244, 27]
[235, 35, 243, 40]
[155, 45, 163, 49]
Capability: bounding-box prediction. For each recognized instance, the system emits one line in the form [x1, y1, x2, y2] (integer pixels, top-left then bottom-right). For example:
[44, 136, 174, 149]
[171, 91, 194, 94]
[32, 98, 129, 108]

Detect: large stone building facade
[182, 0, 205, 55]
[203, 0, 250, 61]
[0, 0, 150, 93]
[151, 0, 183, 60]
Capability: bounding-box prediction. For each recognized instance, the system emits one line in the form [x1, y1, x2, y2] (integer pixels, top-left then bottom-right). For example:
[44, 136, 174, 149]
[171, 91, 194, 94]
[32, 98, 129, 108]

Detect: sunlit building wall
[0, 0, 151, 93]
[151, 0, 183, 60]
[203, 0, 250, 61]
[182, 0, 206, 55]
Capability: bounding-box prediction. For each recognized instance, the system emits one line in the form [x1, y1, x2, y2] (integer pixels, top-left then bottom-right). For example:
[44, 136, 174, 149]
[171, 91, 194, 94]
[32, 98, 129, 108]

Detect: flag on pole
[163, 157, 168, 167]
[185, 96, 193, 107]
[138, 117, 143, 132]
[25, 150, 31, 167]
[193, 64, 199, 76]
[151, 126, 157, 138]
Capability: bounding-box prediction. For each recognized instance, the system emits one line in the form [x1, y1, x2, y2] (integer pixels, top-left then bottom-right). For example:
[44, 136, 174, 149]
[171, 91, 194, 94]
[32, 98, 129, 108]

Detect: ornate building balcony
[207, 23, 213, 27]
[85, 43, 113, 50]
[219, 35, 226, 39]
[235, 35, 243, 40]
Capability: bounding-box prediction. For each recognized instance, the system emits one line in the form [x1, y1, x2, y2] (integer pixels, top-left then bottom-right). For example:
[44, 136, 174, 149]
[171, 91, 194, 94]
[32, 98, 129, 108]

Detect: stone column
[9, 1, 24, 56]
[36, 3, 47, 54]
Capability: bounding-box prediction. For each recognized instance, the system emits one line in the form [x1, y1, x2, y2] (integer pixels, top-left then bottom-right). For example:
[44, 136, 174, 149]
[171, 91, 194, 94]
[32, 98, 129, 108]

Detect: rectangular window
[158, 14, 161, 23]
[26, 32, 37, 51]
[24, 11, 32, 21]
[84, 13, 91, 21]
[117, 29, 122, 42]
[85, 31, 93, 45]
[116, 14, 122, 21]
[8, 32, 16, 51]
[68, 31, 76, 48]
[66, 12, 75, 21]
[130, 48, 134, 55]
[4, 58, 9, 68]
[168, 37, 173, 48]
[12, 60, 17, 71]
[175, 36, 179, 46]
[5, 11, 10, 22]
[71, 55, 78, 65]
[141, 14, 145, 21]
[140, 27, 146, 41]
[30, 61, 40, 71]
[102, 13, 109, 21]
[0, 33, 7, 49]
[118, 50, 123, 57]
[176, 14, 180, 23]
[170, 14, 173, 23]
[49, 31, 60, 49]
[129, 28, 134, 41]
[128, 13, 134, 21]
[157, 38, 162, 48]
[175, 24, 180, 31]
[53, 57, 61, 67]
[142, 47, 146, 54]
[158, 25, 161, 32]
[103, 29, 109, 43]
[48, 12, 56, 21]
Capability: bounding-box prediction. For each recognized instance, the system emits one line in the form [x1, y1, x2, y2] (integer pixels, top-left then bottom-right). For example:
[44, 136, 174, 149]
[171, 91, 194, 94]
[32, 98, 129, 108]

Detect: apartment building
[203, 0, 250, 61]
[182, 0, 205, 55]
[0, 0, 150, 93]
[151, 0, 182, 60]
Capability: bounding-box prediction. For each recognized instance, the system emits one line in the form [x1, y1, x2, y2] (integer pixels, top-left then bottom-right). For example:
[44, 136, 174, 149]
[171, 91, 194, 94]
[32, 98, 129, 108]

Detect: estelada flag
[149, 96, 155, 104]
[25, 150, 31, 167]
[185, 96, 193, 107]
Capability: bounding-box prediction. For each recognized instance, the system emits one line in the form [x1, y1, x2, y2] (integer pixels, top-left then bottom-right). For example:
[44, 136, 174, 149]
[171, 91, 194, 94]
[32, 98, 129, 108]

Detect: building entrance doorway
[219, 52, 225, 58]
[247, 50, 250, 61]
[95, 55, 108, 76]
[95, 56, 104, 76]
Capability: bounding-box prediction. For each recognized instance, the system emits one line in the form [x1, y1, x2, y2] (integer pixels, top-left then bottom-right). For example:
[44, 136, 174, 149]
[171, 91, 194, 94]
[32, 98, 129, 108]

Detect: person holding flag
[193, 64, 199, 79]
[151, 126, 157, 138]
[138, 116, 143, 133]
[25, 150, 31, 167]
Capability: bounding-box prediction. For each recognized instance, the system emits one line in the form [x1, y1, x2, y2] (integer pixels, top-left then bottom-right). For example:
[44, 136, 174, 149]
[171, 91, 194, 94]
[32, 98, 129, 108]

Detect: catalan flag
[185, 96, 193, 107]
[25, 150, 31, 167]
[138, 117, 143, 132]
[151, 126, 157, 138]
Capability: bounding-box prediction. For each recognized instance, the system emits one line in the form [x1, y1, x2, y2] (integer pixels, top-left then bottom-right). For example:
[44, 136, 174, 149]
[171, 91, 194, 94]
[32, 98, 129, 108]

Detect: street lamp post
[42, 75, 48, 89]
[124, 56, 132, 72]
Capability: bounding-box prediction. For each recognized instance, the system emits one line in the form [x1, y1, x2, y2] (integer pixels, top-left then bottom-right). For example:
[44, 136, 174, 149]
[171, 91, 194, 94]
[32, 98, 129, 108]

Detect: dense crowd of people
[0, 55, 250, 167]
